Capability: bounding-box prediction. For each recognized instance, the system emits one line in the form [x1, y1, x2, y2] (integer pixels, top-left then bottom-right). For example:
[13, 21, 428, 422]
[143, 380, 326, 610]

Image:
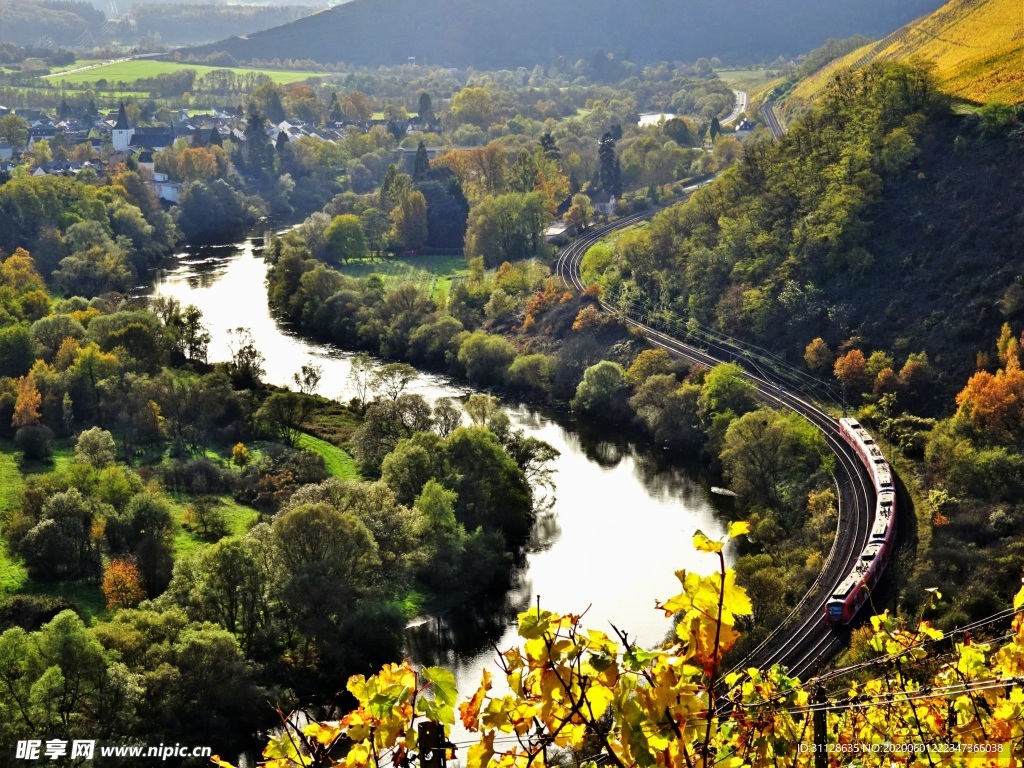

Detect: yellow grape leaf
[1015, 582, 1024, 611]
[728, 520, 751, 538]
[465, 732, 496, 768]
[693, 530, 723, 553]
[210, 758, 235, 768]
[584, 683, 615, 718]
[459, 668, 493, 731]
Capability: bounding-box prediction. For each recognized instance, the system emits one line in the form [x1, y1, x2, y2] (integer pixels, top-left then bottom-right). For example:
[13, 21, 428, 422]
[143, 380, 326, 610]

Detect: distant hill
[788, 0, 1024, 105]
[183, 0, 947, 69]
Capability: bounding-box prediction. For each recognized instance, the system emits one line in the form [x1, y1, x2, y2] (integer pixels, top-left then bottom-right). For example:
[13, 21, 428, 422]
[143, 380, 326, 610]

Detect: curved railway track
[554, 205, 877, 677]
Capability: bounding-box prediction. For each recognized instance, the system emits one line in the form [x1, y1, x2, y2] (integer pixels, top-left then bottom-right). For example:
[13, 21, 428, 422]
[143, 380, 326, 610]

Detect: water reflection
[150, 239, 729, 741]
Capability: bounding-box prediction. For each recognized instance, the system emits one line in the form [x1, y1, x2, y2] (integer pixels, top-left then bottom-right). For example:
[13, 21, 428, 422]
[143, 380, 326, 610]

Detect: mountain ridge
[183, 0, 947, 69]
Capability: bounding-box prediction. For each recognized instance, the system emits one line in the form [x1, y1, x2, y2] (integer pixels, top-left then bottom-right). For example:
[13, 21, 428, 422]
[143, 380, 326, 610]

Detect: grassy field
[297, 432, 361, 480]
[789, 0, 1024, 105]
[52, 59, 331, 87]
[715, 68, 776, 90]
[336, 254, 470, 301]
[171, 494, 260, 559]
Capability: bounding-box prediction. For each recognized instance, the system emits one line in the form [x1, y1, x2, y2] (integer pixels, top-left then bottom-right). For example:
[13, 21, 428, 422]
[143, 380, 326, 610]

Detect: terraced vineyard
[789, 0, 1024, 104]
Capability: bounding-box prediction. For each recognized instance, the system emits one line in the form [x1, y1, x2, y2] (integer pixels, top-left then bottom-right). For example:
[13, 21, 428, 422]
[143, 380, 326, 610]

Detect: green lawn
[336, 254, 470, 301]
[171, 494, 260, 559]
[715, 68, 775, 90]
[51, 60, 331, 87]
[0, 439, 75, 596]
[297, 432, 361, 480]
[21, 578, 108, 624]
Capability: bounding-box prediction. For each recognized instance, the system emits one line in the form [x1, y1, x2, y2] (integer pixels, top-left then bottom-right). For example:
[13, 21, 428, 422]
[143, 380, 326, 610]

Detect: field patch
[52, 59, 331, 87]
[335, 253, 470, 301]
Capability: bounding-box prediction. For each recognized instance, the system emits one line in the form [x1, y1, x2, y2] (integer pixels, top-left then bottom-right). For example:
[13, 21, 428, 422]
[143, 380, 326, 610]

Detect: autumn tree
[955, 354, 1024, 442]
[102, 557, 147, 609]
[803, 337, 833, 374]
[11, 375, 41, 428]
[833, 348, 869, 397]
[448, 86, 493, 128]
[565, 192, 594, 232]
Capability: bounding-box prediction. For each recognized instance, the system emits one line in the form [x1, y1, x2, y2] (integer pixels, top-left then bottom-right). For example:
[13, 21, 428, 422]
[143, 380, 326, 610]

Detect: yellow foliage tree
[11, 375, 41, 428]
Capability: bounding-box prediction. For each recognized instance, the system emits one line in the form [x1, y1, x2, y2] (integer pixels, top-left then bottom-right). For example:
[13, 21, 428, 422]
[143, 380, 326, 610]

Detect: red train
[825, 418, 896, 625]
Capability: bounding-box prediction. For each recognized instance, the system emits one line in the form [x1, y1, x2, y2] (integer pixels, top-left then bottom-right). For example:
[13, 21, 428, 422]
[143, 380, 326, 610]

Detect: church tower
[112, 102, 135, 152]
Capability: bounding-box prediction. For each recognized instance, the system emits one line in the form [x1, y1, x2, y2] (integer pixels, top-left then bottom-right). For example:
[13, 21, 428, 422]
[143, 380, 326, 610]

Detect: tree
[351, 394, 434, 474]
[293, 363, 323, 395]
[508, 150, 539, 194]
[565, 192, 594, 232]
[324, 214, 368, 264]
[242, 102, 274, 180]
[572, 360, 628, 416]
[662, 117, 693, 147]
[226, 327, 265, 389]
[75, 426, 116, 468]
[417, 92, 434, 124]
[457, 331, 515, 386]
[625, 348, 674, 387]
[415, 479, 465, 588]
[0, 114, 29, 149]
[182, 496, 228, 540]
[698, 362, 757, 419]
[391, 189, 428, 251]
[102, 557, 146, 609]
[371, 362, 418, 401]
[834, 348, 869, 397]
[598, 132, 621, 195]
[721, 407, 831, 520]
[258, 391, 312, 446]
[359, 207, 391, 256]
[232, 442, 251, 467]
[413, 141, 430, 181]
[449, 86, 493, 128]
[629, 375, 703, 448]
[539, 131, 560, 160]
[12, 375, 41, 428]
[0, 610, 135, 745]
[710, 115, 722, 140]
[464, 192, 549, 268]
[803, 337, 833, 374]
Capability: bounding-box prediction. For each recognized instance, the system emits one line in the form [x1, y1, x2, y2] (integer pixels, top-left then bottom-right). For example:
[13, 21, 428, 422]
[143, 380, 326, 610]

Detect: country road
[722, 89, 747, 125]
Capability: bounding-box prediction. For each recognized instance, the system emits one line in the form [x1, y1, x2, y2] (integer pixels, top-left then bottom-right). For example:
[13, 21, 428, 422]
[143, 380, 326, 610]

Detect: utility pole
[813, 687, 827, 768]
[418, 721, 455, 768]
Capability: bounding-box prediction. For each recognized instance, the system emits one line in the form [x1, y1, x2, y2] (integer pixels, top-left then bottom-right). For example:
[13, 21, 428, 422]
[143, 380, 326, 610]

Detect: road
[722, 90, 747, 126]
[554, 205, 876, 680]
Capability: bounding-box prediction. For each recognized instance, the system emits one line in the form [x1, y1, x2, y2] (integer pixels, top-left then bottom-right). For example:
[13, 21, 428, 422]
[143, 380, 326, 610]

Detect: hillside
[183, 0, 945, 69]
[788, 0, 1024, 105]
[584, 62, 1024, 406]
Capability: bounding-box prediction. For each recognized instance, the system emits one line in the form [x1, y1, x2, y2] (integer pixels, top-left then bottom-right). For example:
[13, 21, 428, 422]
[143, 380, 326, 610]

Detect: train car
[872, 492, 896, 547]
[826, 419, 897, 625]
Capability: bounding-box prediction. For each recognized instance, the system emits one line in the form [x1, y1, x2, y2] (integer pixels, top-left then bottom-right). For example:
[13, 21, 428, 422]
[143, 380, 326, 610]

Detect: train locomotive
[825, 418, 896, 625]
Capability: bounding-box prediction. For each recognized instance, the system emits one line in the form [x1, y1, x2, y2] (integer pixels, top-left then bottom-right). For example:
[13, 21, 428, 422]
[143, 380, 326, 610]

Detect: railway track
[553, 205, 876, 677]
[760, 101, 786, 140]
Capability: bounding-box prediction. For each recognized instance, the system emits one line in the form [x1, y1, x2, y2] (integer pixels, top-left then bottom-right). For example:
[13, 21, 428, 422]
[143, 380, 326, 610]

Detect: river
[149, 237, 729, 744]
